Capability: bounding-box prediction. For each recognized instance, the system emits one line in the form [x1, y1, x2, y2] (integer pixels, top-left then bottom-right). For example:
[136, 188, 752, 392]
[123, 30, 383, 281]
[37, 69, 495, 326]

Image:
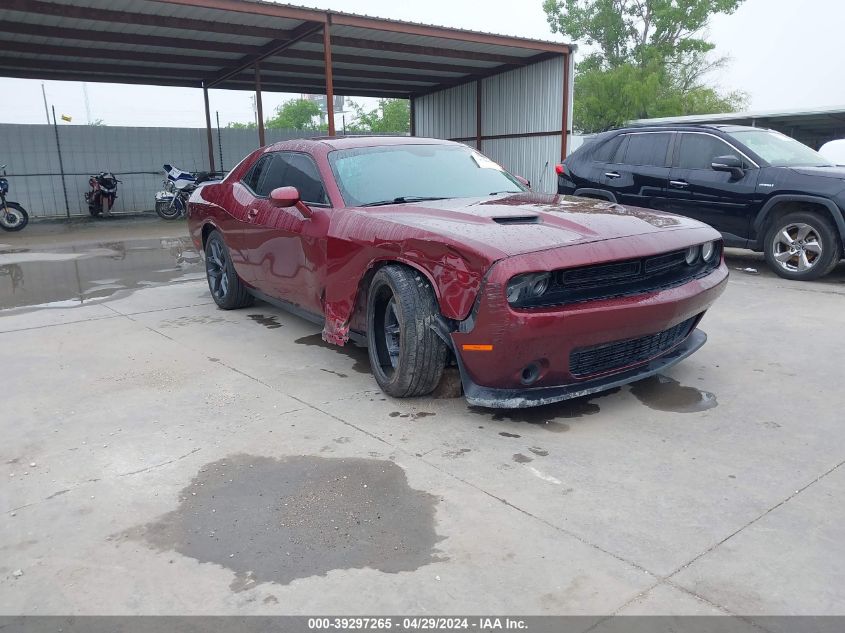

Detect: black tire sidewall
[764, 211, 840, 280]
[204, 232, 251, 309]
[1, 202, 28, 232]
[366, 265, 447, 398]
[156, 200, 180, 220]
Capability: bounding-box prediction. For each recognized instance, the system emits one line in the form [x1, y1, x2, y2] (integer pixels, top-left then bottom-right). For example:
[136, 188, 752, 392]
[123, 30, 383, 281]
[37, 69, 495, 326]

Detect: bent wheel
[366, 265, 448, 398]
[204, 231, 253, 309]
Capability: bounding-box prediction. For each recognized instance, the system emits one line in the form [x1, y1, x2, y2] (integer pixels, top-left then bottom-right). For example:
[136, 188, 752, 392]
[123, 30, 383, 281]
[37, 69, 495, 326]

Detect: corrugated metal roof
[0, 0, 571, 97]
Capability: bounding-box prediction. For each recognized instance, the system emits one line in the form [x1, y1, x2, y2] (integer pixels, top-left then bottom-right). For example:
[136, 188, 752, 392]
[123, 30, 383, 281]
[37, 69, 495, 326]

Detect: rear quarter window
[592, 136, 624, 162]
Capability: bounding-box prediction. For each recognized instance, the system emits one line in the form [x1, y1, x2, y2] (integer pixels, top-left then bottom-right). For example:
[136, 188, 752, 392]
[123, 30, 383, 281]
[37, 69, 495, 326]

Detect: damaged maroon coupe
[188, 137, 727, 408]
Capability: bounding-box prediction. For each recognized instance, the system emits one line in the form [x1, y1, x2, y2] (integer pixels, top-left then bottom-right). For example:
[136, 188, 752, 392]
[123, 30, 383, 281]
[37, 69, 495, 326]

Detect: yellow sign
[61, 114, 72, 122]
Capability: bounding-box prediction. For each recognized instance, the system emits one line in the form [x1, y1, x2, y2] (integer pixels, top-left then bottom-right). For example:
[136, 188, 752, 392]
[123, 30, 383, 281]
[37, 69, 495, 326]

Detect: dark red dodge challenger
[188, 137, 728, 408]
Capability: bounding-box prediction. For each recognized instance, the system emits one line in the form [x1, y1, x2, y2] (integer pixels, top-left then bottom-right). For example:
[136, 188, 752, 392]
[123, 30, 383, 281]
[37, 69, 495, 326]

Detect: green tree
[346, 99, 410, 134]
[226, 121, 256, 129]
[542, 0, 748, 133]
[265, 98, 322, 131]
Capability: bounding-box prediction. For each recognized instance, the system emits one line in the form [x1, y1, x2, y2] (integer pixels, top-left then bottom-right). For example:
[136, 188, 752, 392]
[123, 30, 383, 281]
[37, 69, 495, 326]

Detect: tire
[764, 211, 841, 280]
[366, 265, 448, 398]
[155, 199, 181, 220]
[204, 231, 253, 309]
[0, 202, 29, 232]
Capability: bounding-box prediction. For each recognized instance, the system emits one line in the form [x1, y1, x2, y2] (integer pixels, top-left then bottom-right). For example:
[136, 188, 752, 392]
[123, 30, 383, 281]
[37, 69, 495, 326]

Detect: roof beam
[303, 34, 532, 65]
[268, 48, 481, 75]
[1, 21, 251, 54]
[330, 13, 570, 53]
[2, 0, 285, 40]
[144, 0, 327, 24]
[205, 21, 324, 88]
[0, 40, 229, 67]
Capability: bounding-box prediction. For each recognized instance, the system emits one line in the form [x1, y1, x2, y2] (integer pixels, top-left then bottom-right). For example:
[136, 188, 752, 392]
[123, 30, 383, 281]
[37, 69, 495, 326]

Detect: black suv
[557, 124, 845, 280]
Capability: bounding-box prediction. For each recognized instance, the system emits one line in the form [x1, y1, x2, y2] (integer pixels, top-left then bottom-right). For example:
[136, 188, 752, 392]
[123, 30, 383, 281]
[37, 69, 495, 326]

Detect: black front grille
[569, 316, 698, 378]
[510, 245, 720, 308]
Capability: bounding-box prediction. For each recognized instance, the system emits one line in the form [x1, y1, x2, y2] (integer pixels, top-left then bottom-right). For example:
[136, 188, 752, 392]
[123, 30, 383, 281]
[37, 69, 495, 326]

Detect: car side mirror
[711, 155, 745, 179]
[515, 175, 531, 188]
[270, 186, 313, 218]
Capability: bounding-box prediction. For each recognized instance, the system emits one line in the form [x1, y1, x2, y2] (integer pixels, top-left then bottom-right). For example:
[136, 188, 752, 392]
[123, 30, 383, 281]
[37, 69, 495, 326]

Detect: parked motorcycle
[0, 164, 29, 232]
[155, 165, 221, 220]
[85, 172, 120, 217]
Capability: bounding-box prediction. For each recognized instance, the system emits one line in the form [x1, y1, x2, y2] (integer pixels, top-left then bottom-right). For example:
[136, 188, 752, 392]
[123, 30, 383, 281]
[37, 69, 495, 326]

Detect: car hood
[357, 193, 708, 258]
[788, 166, 845, 179]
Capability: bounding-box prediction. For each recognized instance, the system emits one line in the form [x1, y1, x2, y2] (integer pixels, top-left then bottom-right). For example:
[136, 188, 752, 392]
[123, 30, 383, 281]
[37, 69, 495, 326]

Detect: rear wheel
[0, 202, 28, 232]
[764, 211, 841, 280]
[204, 231, 253, 309]
[366, 265, 448, 398]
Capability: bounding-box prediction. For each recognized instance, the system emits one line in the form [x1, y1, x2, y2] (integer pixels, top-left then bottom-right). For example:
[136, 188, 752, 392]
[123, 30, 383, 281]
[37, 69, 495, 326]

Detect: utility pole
[51, 106, 71, 219]
[216, 111, 223, 172]
[82, 83, 92, 125]
[41, 83, 50, 124]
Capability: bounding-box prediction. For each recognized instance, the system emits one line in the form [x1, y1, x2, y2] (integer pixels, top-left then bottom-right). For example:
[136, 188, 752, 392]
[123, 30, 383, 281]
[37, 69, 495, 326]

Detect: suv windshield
[728, 129, 833, 167]
[328, 144, 526, 207]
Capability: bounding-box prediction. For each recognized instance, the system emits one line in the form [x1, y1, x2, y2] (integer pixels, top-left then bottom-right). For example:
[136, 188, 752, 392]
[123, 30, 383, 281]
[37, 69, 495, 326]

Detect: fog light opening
[520, 362, 542, 386]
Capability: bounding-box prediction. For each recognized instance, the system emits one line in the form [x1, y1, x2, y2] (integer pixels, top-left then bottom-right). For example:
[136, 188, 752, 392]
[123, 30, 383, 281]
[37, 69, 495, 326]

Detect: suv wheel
[764, 212, 841, 280]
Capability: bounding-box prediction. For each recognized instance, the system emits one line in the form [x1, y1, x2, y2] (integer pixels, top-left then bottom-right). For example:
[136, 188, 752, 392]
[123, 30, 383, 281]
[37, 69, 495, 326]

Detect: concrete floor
[1, 218, 844, 618]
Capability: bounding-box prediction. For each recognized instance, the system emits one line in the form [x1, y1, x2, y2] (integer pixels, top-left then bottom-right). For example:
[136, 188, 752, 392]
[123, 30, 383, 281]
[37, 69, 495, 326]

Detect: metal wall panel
[481, 135, 562, 194]
[413, 82, 476, 140]
[0, 125, 306, 218]
[480, 55, 564, 136]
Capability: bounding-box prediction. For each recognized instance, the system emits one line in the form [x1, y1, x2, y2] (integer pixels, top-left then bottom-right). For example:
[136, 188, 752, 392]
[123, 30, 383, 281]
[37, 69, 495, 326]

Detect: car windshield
[328, 144, 526, 207]
[728, 129, 833, 167]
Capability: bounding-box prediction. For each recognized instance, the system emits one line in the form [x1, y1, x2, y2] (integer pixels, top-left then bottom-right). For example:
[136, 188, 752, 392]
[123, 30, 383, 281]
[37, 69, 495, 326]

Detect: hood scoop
[492, 215, 540, 225]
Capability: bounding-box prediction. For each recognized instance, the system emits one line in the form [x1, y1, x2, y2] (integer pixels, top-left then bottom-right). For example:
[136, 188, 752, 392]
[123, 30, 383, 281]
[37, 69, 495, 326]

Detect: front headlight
[685, 245, 700, 265]
[506, 272, 550, 305]
[702, 240, 717, 263]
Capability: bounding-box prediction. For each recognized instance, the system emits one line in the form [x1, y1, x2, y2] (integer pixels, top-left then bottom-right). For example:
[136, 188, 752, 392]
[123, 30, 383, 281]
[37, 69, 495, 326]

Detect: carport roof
[0, 0, 572, 98]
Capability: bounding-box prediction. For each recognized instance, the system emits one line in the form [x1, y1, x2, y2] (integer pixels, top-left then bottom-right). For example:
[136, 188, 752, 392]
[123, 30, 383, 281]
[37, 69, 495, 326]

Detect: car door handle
[605, 172, 621, 179]
[670, 180, 689, 188]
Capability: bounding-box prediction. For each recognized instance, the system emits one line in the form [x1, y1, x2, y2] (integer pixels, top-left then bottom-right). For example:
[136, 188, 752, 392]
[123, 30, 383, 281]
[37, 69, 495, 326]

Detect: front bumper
[448, 229, 728, 408]
[459, 329, 706, 408]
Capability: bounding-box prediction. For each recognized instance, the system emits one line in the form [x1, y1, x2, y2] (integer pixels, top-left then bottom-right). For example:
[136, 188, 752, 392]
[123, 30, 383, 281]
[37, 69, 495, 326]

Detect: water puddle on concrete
[123, 454, 444, 590]
[629, 374, 717, 413]
[294, 333, 371, 374]
[0, 237, 202, 311]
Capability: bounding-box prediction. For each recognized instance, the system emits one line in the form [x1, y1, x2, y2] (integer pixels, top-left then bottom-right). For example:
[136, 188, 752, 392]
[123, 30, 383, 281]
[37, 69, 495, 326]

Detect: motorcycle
[155, 164, 221, 220]
[0, 165, 29, 232]
[85, 171, 120, 217]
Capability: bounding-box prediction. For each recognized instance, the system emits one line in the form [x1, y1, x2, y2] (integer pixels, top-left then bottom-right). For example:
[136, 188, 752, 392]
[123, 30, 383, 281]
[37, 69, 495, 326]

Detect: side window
[623, 133, 672, 167]
[242, 154, 271, 193]
[676, 134, 736, 170]
[593, 136, 623, 163]
[257, 152, 328, 205]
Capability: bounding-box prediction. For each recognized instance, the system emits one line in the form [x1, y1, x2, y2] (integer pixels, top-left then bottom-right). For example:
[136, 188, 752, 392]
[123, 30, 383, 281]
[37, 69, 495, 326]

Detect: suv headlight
[506, 272, 550, 305]
[702, 240, 717, 263]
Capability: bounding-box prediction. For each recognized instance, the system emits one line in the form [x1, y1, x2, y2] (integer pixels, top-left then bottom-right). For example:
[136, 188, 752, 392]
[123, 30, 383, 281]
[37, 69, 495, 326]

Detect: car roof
[265, 136, 463, 152]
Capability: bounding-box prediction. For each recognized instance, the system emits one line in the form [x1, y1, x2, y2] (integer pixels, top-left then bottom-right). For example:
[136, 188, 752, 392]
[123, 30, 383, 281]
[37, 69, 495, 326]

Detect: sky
[0, 0, 841, 128]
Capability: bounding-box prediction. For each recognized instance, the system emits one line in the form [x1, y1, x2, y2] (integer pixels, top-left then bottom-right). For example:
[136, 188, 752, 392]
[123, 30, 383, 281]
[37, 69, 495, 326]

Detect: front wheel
[764, 212, 841, 280]
[155, 198, 181, 220]
[366, 265, 448, 398]
[204, 231, 253, 309]
[0, 202, 29, 232]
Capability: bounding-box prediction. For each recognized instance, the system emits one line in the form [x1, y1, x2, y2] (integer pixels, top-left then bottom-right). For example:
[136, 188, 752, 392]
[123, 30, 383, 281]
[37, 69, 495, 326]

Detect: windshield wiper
[360, 196, 448, 207]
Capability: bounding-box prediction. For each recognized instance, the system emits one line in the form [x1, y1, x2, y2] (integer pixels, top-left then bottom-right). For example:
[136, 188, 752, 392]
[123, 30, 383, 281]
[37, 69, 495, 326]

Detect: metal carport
[0, 0, 573, 189]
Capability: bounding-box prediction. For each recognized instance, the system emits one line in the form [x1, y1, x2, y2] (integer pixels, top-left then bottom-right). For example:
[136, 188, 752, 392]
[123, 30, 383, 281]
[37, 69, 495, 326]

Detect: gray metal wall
[413, 56, 566, 193]
[0, 124, 306, 218]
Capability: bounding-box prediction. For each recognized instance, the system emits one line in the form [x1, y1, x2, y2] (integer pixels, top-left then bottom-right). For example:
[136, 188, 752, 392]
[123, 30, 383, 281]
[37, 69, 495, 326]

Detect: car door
[227, 153, 273, 285]
[666, 132, 761, 238]
[603, 132, 672, 210]
[241, 151, 331, 314]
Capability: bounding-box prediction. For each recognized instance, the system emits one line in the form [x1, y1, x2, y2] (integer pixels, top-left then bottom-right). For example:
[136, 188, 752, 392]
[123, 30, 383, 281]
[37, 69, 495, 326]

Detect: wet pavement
[2, 221, 845, 616]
